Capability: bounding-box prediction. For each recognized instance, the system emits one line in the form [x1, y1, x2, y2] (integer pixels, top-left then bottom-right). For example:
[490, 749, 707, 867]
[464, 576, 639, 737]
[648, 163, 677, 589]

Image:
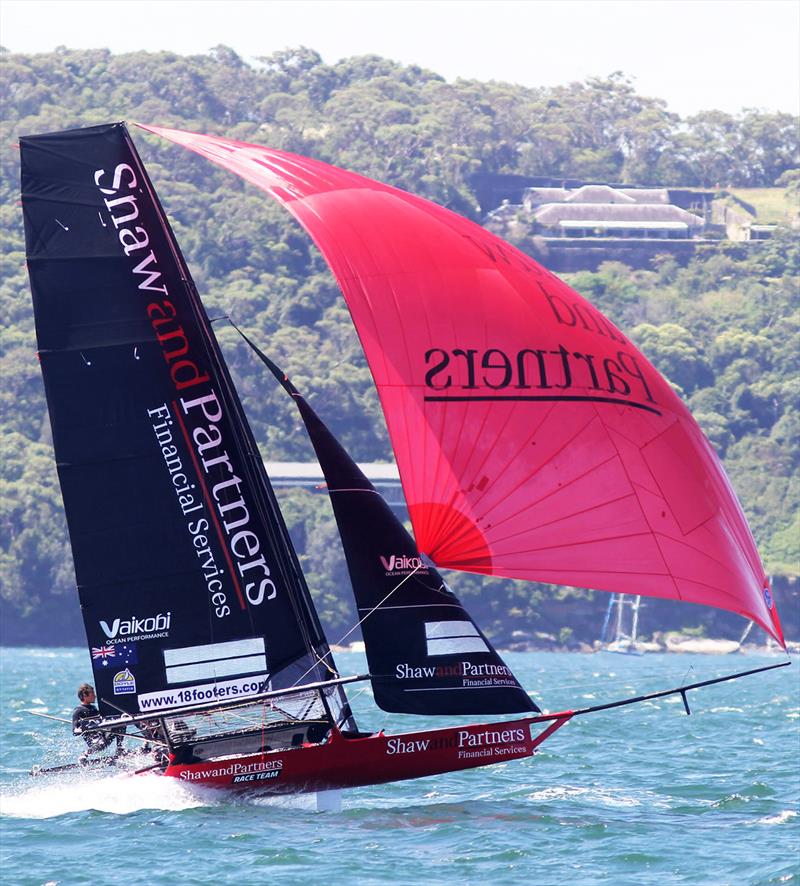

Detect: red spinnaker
[138, 124, 784, 645]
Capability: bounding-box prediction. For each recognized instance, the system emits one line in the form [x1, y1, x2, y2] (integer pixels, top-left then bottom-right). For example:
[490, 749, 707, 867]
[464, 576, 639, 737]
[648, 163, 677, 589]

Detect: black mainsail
[21, 123, 350, 723]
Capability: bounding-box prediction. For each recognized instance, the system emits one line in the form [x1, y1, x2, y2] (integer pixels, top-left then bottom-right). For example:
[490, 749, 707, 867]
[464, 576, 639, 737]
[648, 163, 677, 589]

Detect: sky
[1, 0, 798, 118]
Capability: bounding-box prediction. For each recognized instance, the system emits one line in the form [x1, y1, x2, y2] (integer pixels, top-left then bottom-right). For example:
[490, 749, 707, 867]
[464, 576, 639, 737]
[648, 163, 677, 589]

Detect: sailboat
[20, 122, 787, 794]
[600, 594, 644, 655]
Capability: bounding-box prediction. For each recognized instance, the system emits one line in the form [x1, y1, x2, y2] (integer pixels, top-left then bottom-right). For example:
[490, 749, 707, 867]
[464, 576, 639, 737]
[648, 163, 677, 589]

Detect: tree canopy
[1, 47, 797, 645]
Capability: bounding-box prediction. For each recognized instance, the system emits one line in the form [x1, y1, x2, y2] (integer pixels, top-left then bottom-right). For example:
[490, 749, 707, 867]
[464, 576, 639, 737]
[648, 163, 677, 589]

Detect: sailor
[72, 683, 125, 762]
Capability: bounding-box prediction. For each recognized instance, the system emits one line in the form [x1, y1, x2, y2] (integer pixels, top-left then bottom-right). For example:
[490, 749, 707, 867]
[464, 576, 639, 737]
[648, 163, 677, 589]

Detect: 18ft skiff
[21, 122, 787, 793]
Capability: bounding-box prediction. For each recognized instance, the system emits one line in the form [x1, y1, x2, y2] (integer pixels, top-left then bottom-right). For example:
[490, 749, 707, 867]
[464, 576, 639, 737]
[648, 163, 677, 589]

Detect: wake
[0, 770, 215, 818]
[0, 768, 333, 818]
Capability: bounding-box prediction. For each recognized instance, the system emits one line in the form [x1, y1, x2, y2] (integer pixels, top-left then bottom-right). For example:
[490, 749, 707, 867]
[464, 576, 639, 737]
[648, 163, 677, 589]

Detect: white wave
[526, 784, 655, 808]
[0, 772, 217, 818]
[247, 791, 318, 811]
[527, 785, 589, 801]
[753, 810, 798, 826]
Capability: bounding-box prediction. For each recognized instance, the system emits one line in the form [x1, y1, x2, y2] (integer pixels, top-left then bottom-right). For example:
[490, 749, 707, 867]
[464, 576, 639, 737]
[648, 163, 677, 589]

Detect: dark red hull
[161, 715, 572, 793]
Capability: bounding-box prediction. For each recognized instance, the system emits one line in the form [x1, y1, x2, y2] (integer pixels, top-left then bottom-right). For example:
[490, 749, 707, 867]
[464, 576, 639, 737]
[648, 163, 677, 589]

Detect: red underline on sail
[172, 400, 247, 610]
[423, 394, 662, 416]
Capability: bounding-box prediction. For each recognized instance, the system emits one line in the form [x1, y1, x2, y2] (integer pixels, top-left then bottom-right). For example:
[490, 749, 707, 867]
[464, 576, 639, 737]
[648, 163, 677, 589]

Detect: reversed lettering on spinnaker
[423, 344, 657, 409]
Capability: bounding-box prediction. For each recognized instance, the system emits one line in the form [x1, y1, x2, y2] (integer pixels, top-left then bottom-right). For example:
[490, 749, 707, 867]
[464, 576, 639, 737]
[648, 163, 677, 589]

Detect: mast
[630, 596, 641, 644]
[615, 595, 625, 643]
[604, 595, 643, 653]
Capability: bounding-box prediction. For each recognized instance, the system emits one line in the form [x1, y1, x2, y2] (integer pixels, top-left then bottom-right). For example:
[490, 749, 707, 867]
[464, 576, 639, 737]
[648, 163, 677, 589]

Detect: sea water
[0, 648, 797, 886]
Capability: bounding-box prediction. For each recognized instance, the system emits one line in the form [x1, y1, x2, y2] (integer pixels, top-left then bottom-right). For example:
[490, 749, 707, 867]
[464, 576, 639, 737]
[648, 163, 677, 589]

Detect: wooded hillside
[1, 47, 797, 645]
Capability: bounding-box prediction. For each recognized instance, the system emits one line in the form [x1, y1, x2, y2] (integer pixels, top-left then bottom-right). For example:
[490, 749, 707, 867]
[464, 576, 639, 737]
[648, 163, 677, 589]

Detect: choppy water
[1, 648, 797, 886]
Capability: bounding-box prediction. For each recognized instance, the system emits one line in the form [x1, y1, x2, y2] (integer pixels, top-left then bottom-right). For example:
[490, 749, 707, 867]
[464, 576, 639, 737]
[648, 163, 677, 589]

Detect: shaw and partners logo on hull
[179, 758, 283, 782]
[386, 726, 527, 756]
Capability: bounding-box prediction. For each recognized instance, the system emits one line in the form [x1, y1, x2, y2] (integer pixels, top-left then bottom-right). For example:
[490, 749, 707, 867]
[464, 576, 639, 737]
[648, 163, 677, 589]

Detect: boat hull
[162, 715, 571, 793]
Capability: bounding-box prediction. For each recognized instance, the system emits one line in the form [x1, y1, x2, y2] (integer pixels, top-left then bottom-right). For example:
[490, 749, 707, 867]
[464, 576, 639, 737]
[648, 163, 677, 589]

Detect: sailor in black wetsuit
[72, 683, 125, 763]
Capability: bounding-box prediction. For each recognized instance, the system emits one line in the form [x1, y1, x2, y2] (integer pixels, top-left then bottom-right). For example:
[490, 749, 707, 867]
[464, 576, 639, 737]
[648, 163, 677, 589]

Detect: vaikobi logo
[100, 612, 172, 643]
[379, 554, 428, 576]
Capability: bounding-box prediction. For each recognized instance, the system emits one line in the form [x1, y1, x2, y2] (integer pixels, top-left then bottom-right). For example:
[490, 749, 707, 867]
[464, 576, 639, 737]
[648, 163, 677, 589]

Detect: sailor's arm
[71, 708, 98, 735]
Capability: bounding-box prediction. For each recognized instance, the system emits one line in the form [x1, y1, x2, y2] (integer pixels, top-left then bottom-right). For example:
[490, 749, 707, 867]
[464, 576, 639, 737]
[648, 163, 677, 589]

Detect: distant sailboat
[600, 595, 644, 655]
[21, 122, 788, 794]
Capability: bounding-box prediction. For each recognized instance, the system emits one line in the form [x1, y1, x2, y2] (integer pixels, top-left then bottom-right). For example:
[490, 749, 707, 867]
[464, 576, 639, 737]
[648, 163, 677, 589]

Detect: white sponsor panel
[427, 637, 488, 655]
[138, 672, 269, 711]
[163, 638, 266, 685]
[164, 637, 264, 666]
[166, 654, 267, 684]
[425, 621, 478, 639]
[424, 620, 488, 656]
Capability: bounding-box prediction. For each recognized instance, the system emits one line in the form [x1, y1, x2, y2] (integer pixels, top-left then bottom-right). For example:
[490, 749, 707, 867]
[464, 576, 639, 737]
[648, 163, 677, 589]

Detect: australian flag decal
[116, 643, 138, 666]
[91, 646, 115, 667]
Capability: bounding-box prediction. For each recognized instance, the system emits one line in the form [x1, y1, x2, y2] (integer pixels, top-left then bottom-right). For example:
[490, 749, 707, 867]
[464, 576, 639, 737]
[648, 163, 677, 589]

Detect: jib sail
[21, 123, 351, 719]
[250, 346, 537, 715]
[140, 124, 784, 646]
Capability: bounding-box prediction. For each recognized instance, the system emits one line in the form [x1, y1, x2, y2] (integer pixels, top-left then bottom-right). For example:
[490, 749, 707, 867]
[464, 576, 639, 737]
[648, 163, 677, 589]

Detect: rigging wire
[332, 562, 424, 650]
[289, 563, 424, 690]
